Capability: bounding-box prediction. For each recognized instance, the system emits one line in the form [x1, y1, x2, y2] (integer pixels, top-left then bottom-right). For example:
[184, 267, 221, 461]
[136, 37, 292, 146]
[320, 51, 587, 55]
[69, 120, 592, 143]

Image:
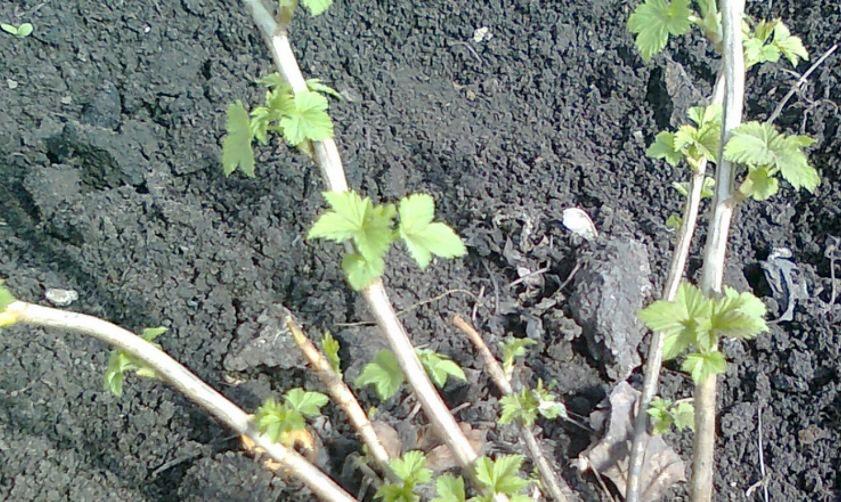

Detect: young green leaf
[375, 483, 417, 502]
[284, 388, 329, 418]
[279, 90, 334, 146]
[772, 21, 808, 66]
[638, 281, 713, 360]
[103, 327, 166, 396]
[499, 337, 537, 378]
[398, 194, 466, 269]
[221, 101, 255, 177]
[474, 455, 530, 497]
[681, 350, 726, 384]
[710, 288, 768, 339]
[342, 253, 385, 291]
[672, 177, 714, 199]
[499, 389, 540, 427]
[535, 381, 568, 420]
[627, 0, 693, 61]
[1, 22, 33, 38]
[740, 166, 779, 201]
[321, 331, 342, 376]
[141, 326, 168, 341]
[647, 397, 674, 435]
[665, 213, 683, 231]
[416, 349, 466, 388]
[307, 78, 344, 100]
[672, 401, 695, 431]
[390, 450, 432, 485]
[254, 398, 307, 443]
[356, 349, 405, 400]
[0, 284, 16, 312]
[647, 131, 682, 166]
[432, 474, 466, 502]
[309, 191, 397, 264]
[301, 0, 333, 16]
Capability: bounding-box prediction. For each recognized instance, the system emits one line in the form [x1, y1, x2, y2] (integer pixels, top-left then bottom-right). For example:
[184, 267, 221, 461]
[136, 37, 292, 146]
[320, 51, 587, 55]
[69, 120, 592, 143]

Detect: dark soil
[1, 0, 839, 500]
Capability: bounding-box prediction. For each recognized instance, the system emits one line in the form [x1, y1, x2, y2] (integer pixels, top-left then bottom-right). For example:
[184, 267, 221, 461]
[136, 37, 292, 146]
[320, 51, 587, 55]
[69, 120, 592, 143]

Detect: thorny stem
[453, 315, 574, 502]
[285, 315, 396, 481]
[5, 301, 355, 502]
[693, 0, 746, 500]
[625, 76, 725, 502]
[241, 0, 483, 479]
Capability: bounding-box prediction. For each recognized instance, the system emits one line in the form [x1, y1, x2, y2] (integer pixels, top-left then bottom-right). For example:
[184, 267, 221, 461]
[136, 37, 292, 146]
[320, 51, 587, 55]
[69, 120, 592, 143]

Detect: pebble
[45, 288, 79, 307]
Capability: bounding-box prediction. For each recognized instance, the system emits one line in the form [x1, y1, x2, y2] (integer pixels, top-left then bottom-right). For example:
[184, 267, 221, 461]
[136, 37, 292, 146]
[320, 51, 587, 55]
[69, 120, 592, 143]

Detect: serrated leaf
[474, 455, 530, 496]
[499, 390, 539, 427]
[258, 72, 287, 89]
[284, 388, 329, 417]
[724, 121, 782, 165]
[356, 350, 405, 400]
[646, 131, 682, 166]
[398, 194, 466, 268]
[742, 166, 779, 201]
[221, 101, 255, 177]
[390, 451, 432, 485]
[416, 349, 466, 388]
[357, 202, 397, 262]
[321, 332, 342, 376]
[104, 351, 133, 397]
[627, 0, 693, 61]
[255, 398, 306, 443]
[773, 21, 809, 66]
[309, 191, 370, 242]
[672, 401, 695, 431]
[342, 252, 385, 291]
[301, 0, 333, 16]
[681, 351, 726, 384]
[280, 90, 333, 146]
[665, 213, 683, 230]
[433, 474, 466, 502]
[712, 288, 768, 339]
[744, 37, 780, 67]
[777, 141, 820, 192]
[639, 282, 713, 360]
[499, 337, 536, 377]
[307, 78, 344, 100]
[647, 397, 674, 435]
[141, 326, 167, 341]
[375, 482, 416, 502]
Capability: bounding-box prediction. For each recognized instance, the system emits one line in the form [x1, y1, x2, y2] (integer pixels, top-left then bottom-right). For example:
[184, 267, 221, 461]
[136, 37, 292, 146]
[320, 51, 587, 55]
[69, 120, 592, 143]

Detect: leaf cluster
[647, 397, 695, 434]
[355, 348, 466, 401]
[279, 0, 333, 17]
[104, 327, 167, 397]
[638, 282, 767, 383]
[647, 105, 722, 170]
[471, 455, 532, 502]
[724, 121, 819, 199]
[308, 191, 467, 290]
[744, 19, 809, 68]
[222, 77, 339, 177]
[499, 381, 568, 427]
[254, 388, 329, 445]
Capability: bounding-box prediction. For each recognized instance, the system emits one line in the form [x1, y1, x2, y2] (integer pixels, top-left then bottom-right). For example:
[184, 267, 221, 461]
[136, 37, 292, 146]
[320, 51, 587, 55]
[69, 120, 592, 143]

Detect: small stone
[45, 288, 79, 307]
[60, 96, 73, 105]
[472, 27, 492, 43]
[7, 79, 18, 89]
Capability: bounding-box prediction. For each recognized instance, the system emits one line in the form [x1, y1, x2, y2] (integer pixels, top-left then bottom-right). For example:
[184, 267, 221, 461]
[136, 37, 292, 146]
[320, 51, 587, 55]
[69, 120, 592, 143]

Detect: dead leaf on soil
[418, 422, 488, 473]
[577, 382, 685, 501]
[371, 420, 403, 459]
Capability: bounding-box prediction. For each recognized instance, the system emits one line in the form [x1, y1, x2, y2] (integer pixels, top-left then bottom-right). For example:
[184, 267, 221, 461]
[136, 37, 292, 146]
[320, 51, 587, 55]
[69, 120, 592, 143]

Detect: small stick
[285, 315, 395, 480]
[5, 301, 354, 502]
[767, 44, 838, 124]
[452, 315, 574, 502]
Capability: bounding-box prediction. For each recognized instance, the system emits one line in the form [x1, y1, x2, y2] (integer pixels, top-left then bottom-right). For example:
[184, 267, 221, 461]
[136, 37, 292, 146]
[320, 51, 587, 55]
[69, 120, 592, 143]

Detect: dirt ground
[1, 0, 838, 500]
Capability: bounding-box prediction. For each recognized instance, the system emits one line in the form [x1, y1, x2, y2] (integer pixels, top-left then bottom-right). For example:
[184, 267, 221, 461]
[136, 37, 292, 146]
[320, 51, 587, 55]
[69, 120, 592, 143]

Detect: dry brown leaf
[577, 382, 685, 501]
[371, 420, 403, 459]
[241, 427, 320, 473]
[424, 422, 488, 472]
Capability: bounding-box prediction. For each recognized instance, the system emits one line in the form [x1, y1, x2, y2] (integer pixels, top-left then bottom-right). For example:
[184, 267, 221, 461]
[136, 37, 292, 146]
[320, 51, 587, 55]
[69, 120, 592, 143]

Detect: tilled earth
[0, 0, 838, 500]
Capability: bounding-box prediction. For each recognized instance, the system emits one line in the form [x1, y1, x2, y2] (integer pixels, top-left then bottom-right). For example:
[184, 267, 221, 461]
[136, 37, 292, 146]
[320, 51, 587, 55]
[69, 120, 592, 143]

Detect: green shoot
[104, 327, 167, 397]
[499, 337, 536, 379]
[254, 388, 328, 445]
[627, 0, 692, 61]
[689, 0, 720, 45]
[416, 349, 467, 388]
[375, 450, 432, 502]
[647, 397, 695, 434]
[0, 283, 18, 327]
[665, 213, 683, 231]
[321, 331, 342, 376]
[1, 22, 33, 38]
[300, 0, 333, 16]
[499, 381, 568, 427]
[356, 348, 466, 400]
[724, 121, 819, 197]
[307, 78, 344, 100]
[672, 177, 715, 199]
[743, 19, 808, 68]
[432, 474, 467, 502]
[473, 455, 531, 502]
[638, 282, 767, 383]
[308, 191, 466, 290]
